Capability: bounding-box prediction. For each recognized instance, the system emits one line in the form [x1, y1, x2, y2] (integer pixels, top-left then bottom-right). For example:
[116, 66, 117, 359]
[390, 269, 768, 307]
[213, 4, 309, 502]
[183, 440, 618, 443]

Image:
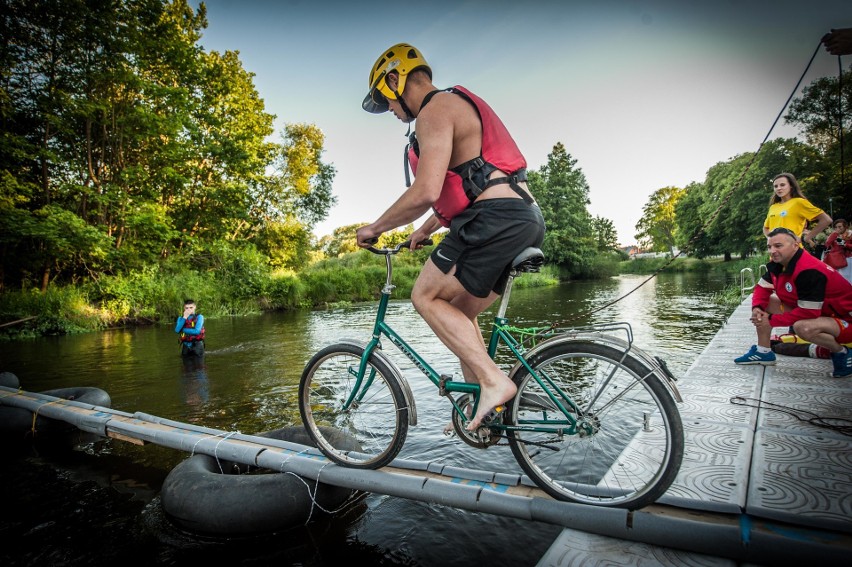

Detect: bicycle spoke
[507, 340, 683, 508]
[300, 345, 408, 469]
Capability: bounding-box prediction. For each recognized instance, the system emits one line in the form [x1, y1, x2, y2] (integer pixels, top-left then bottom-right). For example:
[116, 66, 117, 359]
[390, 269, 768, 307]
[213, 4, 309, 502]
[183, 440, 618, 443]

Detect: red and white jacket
[754, 248, 852, 327]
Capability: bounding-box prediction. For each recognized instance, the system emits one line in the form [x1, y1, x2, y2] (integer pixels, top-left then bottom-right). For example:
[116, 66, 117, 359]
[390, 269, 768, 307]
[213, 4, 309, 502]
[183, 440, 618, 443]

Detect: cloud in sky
[192, 0, 848, 245]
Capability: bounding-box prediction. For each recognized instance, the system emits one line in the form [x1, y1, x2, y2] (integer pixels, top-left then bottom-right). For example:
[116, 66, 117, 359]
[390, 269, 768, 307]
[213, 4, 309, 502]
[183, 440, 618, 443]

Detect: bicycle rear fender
[507, 332, 683, 403]
[336, 338, 418, 425]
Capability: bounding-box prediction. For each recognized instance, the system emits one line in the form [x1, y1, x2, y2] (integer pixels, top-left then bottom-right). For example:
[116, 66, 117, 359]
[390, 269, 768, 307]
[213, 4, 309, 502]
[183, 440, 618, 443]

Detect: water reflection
[180, 355, 209, 413]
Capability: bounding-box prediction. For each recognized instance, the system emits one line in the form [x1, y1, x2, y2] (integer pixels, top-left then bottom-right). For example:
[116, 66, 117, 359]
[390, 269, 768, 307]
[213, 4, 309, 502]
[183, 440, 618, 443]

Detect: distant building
[628, 247, 677, 259]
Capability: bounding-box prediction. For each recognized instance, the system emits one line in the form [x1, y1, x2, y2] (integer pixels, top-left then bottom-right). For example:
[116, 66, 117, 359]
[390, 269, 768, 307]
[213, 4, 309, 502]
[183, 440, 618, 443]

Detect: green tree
[319, 223, 364, 258]
[590, 216, 619, 251]
[528, 142, 596, 276]
[785, 65, 852, 152]
[0, 0, 336, 290]
[248, 124, 336, 270]
[0, 0, 212, 288]
[675, 138, 825, 260]
[785, 64, 852, 220]
[635, 186, 685, 253]
[673, 181, 715, 258]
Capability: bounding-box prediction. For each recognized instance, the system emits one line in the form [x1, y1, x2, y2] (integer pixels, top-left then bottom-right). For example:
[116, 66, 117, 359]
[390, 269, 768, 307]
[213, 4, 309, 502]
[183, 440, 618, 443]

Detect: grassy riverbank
[0, 247, 560, 340]
[0, 250, 760, 341]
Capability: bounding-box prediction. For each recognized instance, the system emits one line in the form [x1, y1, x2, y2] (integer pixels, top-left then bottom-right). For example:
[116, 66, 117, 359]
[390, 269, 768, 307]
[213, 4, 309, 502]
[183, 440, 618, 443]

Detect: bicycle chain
[486, 431, 564, 449]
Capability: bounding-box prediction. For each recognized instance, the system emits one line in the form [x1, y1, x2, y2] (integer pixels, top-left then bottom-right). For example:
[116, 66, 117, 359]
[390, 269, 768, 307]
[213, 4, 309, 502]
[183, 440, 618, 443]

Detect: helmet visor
[362, 71, 389, 113]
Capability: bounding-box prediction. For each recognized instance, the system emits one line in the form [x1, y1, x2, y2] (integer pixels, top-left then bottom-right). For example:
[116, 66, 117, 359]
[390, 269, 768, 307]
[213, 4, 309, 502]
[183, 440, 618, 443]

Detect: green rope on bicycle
[497, 324, 553, 347]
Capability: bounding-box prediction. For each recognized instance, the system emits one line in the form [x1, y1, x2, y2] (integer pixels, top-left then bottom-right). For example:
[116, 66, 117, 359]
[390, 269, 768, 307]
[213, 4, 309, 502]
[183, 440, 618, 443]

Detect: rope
[500, 325, 549, 346]
[838, 55, 845, 188]
[190, 430, 359, 525]
[188, 429, 240, 463]
[730, 395, 852, 436]
[29, 399, 62, 439]
[274, 446, 362, 523]
[539, 39, 826, 331]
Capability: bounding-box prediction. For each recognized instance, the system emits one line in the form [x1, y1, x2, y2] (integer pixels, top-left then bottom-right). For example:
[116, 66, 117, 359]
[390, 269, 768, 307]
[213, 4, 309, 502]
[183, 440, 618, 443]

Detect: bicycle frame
[300, 241, 685, 506]
[345, 248, 583, 435]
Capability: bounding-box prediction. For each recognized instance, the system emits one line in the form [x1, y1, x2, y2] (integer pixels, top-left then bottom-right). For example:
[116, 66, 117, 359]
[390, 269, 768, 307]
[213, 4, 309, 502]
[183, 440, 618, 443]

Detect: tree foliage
[634, 186, 685, 253]
[673, 138, 828, 259]
[785, 65, 852, 153]
[591, 216, 619, 252]
[527, 142, 598, 276]
[784, 63, 852, 223]
[0, 0, 335, 291]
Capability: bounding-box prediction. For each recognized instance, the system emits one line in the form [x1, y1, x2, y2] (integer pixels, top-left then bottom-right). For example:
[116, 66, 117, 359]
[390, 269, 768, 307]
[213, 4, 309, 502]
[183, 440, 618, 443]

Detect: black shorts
[430, 199, 545, 298]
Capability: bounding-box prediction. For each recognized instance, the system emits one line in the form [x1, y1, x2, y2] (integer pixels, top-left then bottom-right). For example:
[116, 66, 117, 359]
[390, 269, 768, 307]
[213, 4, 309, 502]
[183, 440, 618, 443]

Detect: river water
[0, 272, 735, 566]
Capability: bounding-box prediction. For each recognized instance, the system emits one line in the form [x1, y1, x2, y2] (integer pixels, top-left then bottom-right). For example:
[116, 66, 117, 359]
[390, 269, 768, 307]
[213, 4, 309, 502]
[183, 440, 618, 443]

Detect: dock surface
[537, 298, 851, 565]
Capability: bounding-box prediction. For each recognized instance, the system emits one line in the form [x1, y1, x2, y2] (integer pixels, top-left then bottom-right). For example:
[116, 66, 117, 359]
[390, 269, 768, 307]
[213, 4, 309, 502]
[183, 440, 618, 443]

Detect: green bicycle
[298, 240, 684, 508]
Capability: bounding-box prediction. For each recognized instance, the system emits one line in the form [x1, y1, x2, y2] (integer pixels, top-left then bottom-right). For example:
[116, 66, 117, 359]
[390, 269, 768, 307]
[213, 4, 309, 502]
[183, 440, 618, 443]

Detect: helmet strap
[392, 87, 415, 122]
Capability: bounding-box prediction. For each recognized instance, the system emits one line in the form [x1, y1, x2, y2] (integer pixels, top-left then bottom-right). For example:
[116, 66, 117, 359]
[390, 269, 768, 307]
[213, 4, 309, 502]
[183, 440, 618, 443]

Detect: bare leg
[793, 318, 845, 354]
[443, 344, 482, 434]
[411, 260, 517, 431]
[756, 295, 786, 347]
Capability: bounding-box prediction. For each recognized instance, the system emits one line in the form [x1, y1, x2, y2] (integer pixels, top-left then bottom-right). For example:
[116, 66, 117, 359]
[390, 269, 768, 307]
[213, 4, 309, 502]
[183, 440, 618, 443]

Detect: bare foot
[466, 379, 517, 431]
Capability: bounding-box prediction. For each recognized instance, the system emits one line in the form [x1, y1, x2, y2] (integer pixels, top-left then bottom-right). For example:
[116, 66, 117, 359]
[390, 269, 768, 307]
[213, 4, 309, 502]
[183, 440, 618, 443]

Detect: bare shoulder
[421, 90, 477, 123]
[416, 90, 482, 165]
[424, 90, 481, 144]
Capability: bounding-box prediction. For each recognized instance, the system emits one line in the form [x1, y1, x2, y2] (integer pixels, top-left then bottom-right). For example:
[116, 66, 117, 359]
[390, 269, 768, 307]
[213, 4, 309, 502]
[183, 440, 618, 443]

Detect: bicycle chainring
[450, 394, 502, 448]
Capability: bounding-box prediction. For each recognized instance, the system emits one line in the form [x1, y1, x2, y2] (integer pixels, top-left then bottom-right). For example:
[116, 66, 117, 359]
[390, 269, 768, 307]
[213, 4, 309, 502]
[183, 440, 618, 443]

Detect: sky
[189, 0, 849, 246]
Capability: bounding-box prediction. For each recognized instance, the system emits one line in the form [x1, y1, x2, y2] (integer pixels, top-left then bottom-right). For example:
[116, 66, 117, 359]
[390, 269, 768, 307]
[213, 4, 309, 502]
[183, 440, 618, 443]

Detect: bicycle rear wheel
[506, 340, 683, 508]
[299, 343, 409, 469]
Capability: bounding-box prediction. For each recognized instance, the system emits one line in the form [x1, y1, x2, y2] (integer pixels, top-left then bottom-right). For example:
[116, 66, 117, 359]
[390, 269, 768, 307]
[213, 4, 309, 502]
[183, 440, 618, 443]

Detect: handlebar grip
[365, 238, 434, 254]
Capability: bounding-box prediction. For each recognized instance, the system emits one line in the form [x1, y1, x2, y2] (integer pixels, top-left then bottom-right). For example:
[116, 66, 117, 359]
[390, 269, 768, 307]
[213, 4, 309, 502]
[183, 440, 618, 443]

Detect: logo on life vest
[780, 211, 788, 217]
[785, 282, 793, 293]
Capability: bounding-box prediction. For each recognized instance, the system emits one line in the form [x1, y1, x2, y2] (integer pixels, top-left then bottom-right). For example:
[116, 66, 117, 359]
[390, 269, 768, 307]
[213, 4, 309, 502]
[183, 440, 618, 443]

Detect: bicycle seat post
[496, 273, 516, 319]
[496, 247, 544, 319]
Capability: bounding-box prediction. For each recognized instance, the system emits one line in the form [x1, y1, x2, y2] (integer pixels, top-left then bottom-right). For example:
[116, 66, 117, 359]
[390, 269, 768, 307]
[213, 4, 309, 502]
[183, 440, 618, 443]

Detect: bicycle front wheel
[506, 340, 683, 509]
[299, 343, 409, 469]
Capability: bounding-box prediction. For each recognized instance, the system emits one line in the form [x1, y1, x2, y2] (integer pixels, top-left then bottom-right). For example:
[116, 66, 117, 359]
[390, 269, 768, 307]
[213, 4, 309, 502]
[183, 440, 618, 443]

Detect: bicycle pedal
[482, 405, 505, 425]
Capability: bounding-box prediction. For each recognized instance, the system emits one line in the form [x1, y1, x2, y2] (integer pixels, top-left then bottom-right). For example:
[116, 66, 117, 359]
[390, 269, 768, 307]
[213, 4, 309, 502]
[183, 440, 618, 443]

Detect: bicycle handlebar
[365, 238, 434, 255]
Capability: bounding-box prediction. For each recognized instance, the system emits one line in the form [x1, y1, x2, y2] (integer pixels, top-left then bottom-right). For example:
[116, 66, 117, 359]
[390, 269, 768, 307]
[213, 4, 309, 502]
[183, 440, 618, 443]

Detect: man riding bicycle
[355, 43, 546, 430]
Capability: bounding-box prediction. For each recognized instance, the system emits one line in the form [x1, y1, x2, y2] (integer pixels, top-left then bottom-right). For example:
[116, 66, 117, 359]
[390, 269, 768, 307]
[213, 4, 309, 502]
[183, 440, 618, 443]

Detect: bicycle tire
[299, 342, 409, 469]
[505, 340, 684, 508]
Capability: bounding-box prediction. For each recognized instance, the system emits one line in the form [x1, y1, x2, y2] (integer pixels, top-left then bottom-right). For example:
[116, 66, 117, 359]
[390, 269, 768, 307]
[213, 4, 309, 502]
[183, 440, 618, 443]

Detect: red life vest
[754, 248, 852, 327]
[406, 85, 530, 227]
[179, 314, 206, 343]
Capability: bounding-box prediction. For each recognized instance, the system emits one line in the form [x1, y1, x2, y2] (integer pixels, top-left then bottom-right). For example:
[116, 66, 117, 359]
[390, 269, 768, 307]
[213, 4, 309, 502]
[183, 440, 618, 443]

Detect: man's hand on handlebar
[407, 227, 433, 250]
[355, 225, 381, 249]
[361, 238, 434, 254]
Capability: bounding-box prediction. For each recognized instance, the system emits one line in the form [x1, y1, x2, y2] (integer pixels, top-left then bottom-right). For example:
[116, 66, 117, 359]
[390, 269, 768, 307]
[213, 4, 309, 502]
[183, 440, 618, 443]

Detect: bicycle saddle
[511, 247, 544, 273]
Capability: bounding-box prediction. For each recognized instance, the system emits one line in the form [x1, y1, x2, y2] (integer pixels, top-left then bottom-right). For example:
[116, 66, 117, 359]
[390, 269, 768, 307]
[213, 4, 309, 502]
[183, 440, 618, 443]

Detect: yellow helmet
[362, 43, 431, 113]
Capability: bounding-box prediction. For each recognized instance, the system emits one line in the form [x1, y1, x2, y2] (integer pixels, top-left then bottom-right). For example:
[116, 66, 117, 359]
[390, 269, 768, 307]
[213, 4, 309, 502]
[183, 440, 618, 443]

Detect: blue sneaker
[734, 345, 776, 365]
[831, 348, 852, 378]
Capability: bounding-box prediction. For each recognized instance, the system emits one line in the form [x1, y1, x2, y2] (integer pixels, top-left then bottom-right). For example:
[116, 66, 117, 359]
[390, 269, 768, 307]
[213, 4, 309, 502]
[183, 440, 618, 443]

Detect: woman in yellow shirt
[763, 172, 832, 249]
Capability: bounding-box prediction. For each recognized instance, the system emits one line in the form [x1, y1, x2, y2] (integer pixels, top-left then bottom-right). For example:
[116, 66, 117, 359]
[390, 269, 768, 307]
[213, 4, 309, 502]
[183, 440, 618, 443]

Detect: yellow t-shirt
[764, 197, 824, 237]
